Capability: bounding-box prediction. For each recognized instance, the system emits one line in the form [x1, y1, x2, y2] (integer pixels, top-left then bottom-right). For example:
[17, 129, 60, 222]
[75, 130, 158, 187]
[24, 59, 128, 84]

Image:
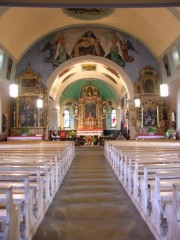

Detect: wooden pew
[0, 186, 21, 240]
[104, 140, 180, 240]
[0, 169, 43, 240]
[149, 173, 180, 237]
[165, 183, 180, 240]
[0, 141, 75, 239]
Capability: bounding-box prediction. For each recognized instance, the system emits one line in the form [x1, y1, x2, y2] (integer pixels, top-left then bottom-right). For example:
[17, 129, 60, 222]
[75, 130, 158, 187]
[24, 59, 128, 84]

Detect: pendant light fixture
[37, 98, 43, 108]
[160, 63, 169, 97]
[9, 63, 18, 98]
[36, 52, 43, 109]
[9, 83, 18, 98]
[160, 83, 168, 97]
[134, 97, 141, 108]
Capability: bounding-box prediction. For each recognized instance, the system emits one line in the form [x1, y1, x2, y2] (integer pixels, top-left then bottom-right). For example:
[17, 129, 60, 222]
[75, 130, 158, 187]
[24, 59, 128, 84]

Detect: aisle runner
[33, 148, 155, 240]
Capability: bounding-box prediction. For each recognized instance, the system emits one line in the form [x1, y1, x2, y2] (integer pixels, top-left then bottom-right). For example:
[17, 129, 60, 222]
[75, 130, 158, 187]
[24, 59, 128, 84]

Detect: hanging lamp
[9, 83, 18, 98]
[160, 64, 169, 97]
[160, 83, 168, 97]
[37, 98, 43, 108]
[9, 63, 18, 98]
[134, 97, 141, 108]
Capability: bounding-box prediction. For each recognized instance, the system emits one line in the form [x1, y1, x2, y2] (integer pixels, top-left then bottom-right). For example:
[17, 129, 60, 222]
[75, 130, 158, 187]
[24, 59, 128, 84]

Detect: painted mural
[63, 8, 114, 20]
[17, 26, 159, 85]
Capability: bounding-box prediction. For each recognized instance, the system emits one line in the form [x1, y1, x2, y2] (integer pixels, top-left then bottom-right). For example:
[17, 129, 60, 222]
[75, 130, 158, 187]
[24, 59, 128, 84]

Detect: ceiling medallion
[63, 8, 114, 21]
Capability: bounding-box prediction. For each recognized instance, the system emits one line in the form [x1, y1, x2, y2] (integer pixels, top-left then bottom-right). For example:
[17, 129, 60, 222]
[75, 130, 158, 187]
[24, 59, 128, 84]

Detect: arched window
[111, 109, 116, 128]
[64, 109, 70, 128]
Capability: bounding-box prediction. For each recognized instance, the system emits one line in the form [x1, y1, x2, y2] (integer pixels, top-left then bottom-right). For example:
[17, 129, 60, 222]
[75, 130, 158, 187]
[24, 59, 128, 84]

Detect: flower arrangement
[165, 128, 176, 140]
[68, 130, 76, 138]
[83, 136, 97, 145]
[19, 126, 30, 136]
[148, 127, 156, 135]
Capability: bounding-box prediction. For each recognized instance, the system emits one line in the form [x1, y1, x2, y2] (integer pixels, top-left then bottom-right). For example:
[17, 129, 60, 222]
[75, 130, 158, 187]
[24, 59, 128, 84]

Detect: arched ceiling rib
[0, 6, 179, 60]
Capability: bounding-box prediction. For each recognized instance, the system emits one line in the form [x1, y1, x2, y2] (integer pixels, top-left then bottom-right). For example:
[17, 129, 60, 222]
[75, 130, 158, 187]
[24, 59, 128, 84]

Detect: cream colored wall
[0, 83, 11, 138]
[0, 7, 179, 60]
[168, 79, 180, 129]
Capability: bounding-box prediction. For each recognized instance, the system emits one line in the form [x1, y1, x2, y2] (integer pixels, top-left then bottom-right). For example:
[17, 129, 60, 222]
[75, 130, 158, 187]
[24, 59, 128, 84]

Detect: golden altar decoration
[10, 63, 48, 136]
[72, 84, 110, 135]
[129, 66, 169, 135]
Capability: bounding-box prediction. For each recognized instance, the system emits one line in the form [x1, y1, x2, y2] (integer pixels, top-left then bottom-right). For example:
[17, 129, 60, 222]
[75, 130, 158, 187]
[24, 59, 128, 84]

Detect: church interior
[0, 1, 180, 240]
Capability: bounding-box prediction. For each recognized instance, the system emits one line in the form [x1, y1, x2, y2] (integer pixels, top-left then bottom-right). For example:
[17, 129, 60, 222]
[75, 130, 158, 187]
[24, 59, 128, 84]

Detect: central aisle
[33, 147, 155, 240]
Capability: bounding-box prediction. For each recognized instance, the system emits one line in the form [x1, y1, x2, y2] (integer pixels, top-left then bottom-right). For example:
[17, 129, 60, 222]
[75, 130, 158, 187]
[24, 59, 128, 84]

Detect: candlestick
[141, 106, 143, 127]
[157, 105, 159, 127]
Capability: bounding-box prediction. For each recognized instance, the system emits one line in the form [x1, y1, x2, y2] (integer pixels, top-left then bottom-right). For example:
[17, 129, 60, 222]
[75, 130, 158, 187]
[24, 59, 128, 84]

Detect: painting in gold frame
[18, 96, 39, 127]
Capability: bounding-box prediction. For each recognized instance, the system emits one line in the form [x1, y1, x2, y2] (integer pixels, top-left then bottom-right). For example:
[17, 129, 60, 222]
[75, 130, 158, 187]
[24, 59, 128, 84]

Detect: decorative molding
[1, 0, 180, 7]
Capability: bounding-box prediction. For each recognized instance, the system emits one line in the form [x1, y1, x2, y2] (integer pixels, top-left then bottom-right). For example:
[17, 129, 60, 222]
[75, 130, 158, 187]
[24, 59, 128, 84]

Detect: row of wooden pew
[104, 140, 180, 240]
[0, 141, 75, 240]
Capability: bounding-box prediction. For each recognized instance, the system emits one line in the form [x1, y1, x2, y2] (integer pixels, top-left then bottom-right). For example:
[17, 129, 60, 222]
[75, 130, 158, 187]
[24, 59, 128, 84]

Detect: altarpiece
[72, 84, 109, 135]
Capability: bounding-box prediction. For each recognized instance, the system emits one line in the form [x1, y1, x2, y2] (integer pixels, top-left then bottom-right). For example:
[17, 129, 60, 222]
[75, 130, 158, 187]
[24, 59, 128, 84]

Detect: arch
[46, 56, 134, 106]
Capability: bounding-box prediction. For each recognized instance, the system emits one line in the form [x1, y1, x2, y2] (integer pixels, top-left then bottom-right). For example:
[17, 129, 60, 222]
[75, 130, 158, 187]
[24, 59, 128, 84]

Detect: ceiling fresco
[17, 25, 159, 87]
[63, 8, 114, 20]
[60, 79, 119, 103]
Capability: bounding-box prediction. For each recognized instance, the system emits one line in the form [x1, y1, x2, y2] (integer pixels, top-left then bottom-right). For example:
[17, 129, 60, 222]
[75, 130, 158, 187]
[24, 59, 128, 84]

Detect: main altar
[72, 84, 110, 136]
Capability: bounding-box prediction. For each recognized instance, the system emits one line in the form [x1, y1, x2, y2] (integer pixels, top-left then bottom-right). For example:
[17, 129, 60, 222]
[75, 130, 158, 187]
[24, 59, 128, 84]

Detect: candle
[157, 105, 159, 127]
[141, 106, 143, 127]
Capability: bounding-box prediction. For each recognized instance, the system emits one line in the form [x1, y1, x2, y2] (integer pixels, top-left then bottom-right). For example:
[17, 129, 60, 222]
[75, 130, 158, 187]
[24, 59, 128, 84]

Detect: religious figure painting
[6, 58, 13, 80]
[63, 8, 114, 20]
[18, 26, 160, 84]
[18, 96, 38, 127]
[39, 32, 71, 67]
[21, 78, 37, 88]
[82, 64, 96, 71]
[85, 103, 96, 118]
[143, 107, 157, 126]
[71, 30, 105, 57]
[144, 79, 154, 93]
[105, 33, 139, 67]
[81, 84, 100, 98]
[163, 54, 171, 77]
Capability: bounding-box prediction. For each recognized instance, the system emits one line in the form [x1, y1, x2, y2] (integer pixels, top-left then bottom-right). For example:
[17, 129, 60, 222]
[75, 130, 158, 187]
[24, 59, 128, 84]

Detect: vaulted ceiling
[0, 4, 179, 62]
[0, 1, 179, 103]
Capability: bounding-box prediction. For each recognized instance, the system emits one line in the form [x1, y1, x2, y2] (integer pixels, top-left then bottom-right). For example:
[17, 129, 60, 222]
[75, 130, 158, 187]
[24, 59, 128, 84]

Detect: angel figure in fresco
[105, 33, 139, 67]
[105, 33, 125, 67]
[71, 30, 105, 57]
[119, 37, 139, 62]
[39, 32, 71, 67]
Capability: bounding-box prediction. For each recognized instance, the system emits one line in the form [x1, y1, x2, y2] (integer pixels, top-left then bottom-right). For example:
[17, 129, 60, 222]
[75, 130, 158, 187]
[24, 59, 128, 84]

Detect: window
[64, 109, 70, 128]
[111, 109, 116, 128]
[172, 46, 180, 71]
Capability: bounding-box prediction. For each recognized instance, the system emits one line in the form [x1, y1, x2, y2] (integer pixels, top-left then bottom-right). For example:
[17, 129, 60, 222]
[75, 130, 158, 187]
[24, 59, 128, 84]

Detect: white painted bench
[0, 141, 75, 239]
[150, 172, 180, 238]
[165, 183, 180, 240]
[0, 186, 21, 240]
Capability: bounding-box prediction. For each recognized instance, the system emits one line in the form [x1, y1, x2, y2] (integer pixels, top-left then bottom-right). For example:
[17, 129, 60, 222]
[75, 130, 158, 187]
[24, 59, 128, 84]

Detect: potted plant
[19, 126, 30, 136]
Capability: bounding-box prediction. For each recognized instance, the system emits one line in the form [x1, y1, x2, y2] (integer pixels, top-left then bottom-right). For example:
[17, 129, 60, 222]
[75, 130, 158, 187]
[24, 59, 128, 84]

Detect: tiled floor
[33, 147, 155, 240]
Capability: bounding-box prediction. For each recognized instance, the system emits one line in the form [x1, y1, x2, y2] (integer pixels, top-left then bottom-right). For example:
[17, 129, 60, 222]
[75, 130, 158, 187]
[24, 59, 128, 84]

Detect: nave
[33, 147, 155, 240]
